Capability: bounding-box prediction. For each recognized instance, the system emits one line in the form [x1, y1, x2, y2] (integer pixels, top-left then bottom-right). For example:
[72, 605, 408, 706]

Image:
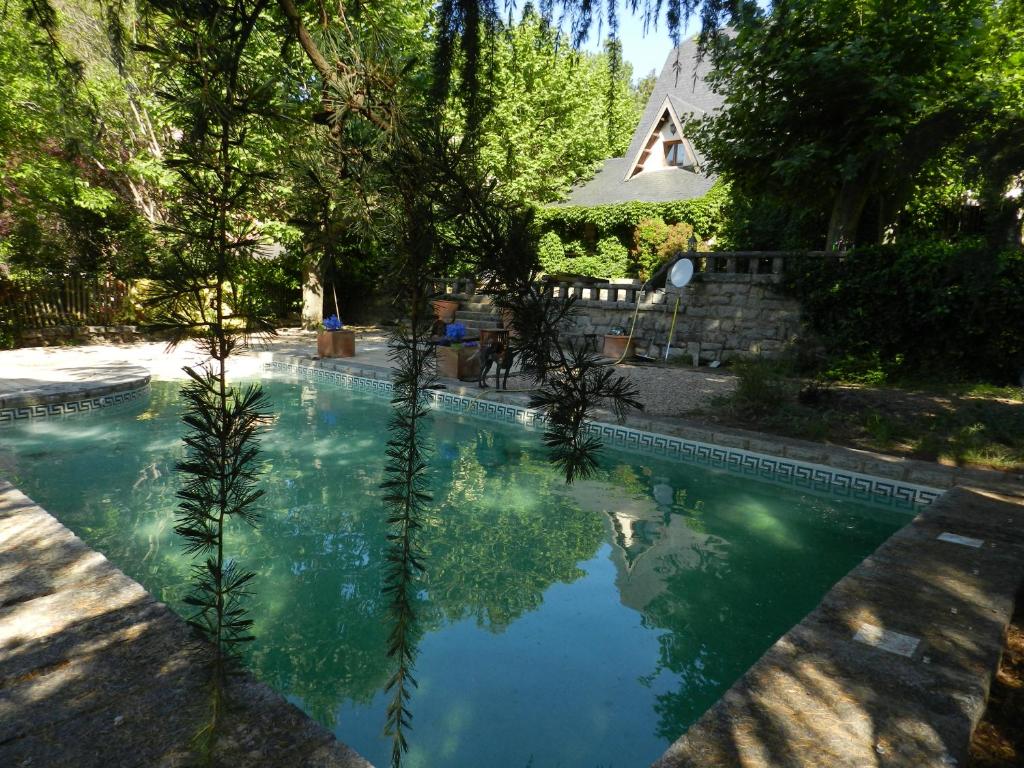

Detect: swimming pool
[0, 374, 916, 767]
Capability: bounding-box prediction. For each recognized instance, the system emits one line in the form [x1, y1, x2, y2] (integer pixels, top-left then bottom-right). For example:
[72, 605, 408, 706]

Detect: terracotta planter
[602, 334, 635, 360]
[432, 299, 459, 323]
[436, 345, 481, 381]
[317, 329, 355, 358]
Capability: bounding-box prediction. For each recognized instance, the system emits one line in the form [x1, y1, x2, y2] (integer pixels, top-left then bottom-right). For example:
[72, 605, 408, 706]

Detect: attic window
[665, 141, 687, 167]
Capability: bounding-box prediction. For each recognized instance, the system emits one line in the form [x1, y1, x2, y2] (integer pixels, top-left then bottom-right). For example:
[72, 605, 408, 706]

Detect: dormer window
[665, 141, 685, 167]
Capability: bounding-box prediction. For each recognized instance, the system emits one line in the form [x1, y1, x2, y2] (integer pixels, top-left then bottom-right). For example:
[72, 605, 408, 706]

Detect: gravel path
[613, 363, 736, 416]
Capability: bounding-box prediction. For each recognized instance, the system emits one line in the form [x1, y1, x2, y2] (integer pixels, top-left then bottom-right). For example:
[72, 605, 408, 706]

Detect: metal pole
[664, 295, 681, 361]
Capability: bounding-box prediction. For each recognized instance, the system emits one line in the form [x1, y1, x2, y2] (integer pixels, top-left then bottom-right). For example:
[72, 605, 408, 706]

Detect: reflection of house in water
[561, 478, 723, 614]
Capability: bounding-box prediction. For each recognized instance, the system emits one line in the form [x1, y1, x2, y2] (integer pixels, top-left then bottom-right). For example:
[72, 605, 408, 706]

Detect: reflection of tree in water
[244, 498, 394, 725]
[241, 422, 606, 722]
[422, 428, 606, 631]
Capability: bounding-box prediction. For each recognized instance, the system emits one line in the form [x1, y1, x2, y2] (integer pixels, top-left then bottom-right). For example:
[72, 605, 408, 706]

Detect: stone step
[455, 318, 503, 331]
[454, 310, 500, 322]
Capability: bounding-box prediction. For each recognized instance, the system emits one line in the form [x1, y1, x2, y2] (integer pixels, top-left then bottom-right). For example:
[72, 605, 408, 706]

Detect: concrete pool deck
[2, 333, 1024, 767]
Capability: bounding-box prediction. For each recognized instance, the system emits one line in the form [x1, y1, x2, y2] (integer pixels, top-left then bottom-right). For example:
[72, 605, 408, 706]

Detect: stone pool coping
[0, 372, 151, 423]
[652, 484, 1024, 768]
[0, 481, 372, 767]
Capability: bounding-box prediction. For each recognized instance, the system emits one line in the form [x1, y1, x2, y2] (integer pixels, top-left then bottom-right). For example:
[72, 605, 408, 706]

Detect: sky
[576, 8, 699, 83]
[508, 3, 704, 85]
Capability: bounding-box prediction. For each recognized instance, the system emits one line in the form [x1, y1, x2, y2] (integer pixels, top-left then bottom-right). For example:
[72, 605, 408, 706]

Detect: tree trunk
[301, 262, 323, 329]
[826, 176, 873, 250]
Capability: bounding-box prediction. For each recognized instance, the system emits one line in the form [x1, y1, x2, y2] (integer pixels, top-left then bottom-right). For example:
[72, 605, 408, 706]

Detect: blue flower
[323, 314, 343, 331]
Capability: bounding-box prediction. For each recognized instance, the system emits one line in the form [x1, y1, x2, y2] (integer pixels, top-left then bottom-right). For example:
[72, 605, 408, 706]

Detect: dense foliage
[695, 0, 1024, 249]
[782, 240, 1024, 382]
[0, 0, 165, 276]
[535, 184, 725, 277]
[470, 7, 639, 204]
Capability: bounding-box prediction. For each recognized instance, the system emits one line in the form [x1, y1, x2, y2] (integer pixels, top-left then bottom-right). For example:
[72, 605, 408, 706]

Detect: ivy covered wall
[534, 183, 729, 278]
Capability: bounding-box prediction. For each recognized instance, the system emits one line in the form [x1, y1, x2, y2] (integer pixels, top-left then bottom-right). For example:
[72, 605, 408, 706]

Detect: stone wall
[16, 324, 145, 347]
[561, 273, 802, 363]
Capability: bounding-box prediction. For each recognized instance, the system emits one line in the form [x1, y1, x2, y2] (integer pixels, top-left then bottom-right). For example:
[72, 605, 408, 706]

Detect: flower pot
[317, 329, 355, 358]
[432, 299, 459, 323]
[602, 334, 635, 360]
[436, 345, 481, 381]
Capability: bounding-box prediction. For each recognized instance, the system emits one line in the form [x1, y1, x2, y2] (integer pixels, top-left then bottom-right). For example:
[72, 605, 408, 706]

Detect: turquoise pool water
[0, 376, 913, 767]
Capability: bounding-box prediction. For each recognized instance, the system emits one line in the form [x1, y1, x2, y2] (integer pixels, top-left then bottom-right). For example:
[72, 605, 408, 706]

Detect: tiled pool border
[264, 358, 942, 510]
[0, 379, 151, 424]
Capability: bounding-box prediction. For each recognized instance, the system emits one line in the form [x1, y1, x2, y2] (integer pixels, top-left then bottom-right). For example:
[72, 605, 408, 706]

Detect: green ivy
[533, 183, 728, 278]
[536, 182, 728, 246]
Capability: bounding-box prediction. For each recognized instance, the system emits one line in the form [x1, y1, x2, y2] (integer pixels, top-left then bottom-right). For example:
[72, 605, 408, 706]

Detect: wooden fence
[0, 274, 130, 329]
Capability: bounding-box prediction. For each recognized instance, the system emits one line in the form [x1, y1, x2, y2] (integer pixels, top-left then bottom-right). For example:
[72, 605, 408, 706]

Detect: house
[563, 37, 723, 206]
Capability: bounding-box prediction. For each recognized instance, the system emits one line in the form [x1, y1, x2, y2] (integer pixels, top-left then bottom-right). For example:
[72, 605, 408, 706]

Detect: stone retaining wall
[562, 273, 802, 362]
[16, 324, 144, 346]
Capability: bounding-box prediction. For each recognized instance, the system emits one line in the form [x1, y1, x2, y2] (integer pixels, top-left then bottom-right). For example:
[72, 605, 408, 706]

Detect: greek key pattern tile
[0, 384, 151, 425]
[268, 360, 394, 396]
[267, 360, 940, 509]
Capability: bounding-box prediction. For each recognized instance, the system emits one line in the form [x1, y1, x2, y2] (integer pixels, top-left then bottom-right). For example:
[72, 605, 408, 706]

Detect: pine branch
[379, 317, 433, 768]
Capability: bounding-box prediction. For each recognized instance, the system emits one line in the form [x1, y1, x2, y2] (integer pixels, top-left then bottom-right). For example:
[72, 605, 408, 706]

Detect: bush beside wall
[782, 239, 1024, 382]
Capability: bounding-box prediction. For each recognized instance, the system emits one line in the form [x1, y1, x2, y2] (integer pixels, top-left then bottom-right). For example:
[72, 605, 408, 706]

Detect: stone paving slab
[0, 482, 372, 768]
[651, 486, 1024, 768]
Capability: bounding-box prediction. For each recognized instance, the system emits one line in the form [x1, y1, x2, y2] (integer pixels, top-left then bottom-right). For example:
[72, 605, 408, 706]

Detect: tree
[0, 0, 165, 275]
[470, 7, 640, 204]
[694, 0, 1016, 249]
[142, 0, 284, 753]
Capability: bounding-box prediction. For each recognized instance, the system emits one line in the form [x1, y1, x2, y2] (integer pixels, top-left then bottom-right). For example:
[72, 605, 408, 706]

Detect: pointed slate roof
[561, 37, 723, 206]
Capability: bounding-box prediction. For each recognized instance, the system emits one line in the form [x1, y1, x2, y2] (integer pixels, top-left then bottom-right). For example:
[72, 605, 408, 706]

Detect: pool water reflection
[0, 377, 911, 767]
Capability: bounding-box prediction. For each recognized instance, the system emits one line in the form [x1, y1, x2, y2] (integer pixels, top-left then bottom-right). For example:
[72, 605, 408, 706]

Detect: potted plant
[432, 298, 459, 323]
[317, 314, 355, 358]
[435, 324, 480, 379]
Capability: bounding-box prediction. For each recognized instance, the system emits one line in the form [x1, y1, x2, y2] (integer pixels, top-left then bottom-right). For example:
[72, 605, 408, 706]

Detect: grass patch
[708, 359, 1024, 472]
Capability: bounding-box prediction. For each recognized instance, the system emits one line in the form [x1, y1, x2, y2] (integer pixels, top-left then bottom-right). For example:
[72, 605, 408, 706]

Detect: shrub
[594, 237, 629, 278]
[658, 222, 696, 261]
[540, 236, 630, 279]
[537, 231, 566, 273]
[728, 358, 795, 416]
[783, 238, 1024, 382]
[633, 217, 669, 277]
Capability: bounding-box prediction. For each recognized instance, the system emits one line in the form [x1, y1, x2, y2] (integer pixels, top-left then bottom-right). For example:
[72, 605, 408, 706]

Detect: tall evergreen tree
[142, 0, 281, 750]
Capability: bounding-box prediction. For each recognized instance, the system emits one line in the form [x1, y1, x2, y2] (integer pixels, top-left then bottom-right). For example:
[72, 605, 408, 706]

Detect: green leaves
[529, 341, 644, 484]
[380, 320, 433, 767]
[694, 0, 1021, 248]
[782, 239, 1024, 382]
[457, 7, 641, 205]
